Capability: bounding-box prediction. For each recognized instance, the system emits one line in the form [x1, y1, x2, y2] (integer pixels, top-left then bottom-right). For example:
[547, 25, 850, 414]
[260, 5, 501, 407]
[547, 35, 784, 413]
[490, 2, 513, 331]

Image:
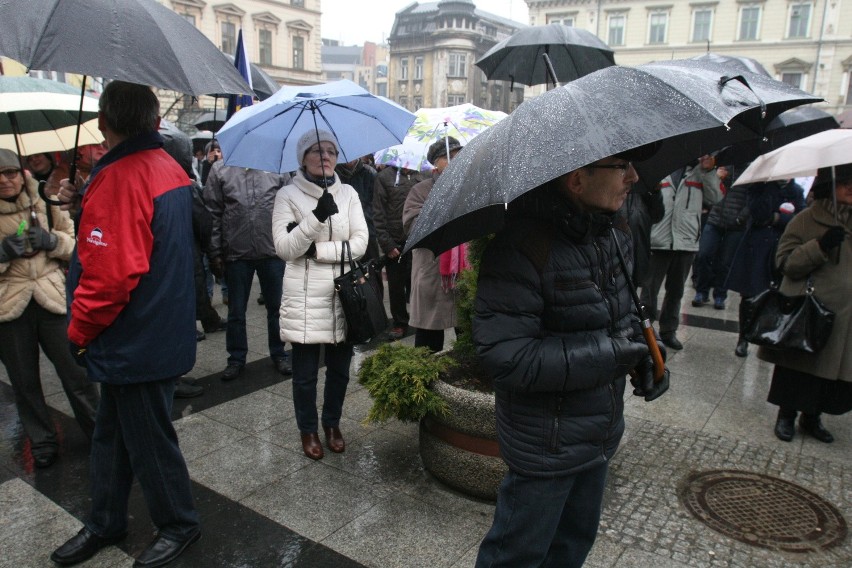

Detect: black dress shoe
[221, 364, 244, 382]
[800, 414, 834, 443]
[735, 338, 749, 357]
[51, 527, 127, 566]
[133, 531, 201, 568]
[33, 452, 57, 468]
[174, 379, 204, 399]
[273, 357, 292, 376]
[660, 333, 683, 350]
[774, 415, 795, 442]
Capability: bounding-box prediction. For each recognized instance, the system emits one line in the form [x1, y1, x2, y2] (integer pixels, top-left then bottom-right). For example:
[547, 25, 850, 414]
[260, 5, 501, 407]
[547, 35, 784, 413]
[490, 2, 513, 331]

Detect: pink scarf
[438, 243, 469, 291]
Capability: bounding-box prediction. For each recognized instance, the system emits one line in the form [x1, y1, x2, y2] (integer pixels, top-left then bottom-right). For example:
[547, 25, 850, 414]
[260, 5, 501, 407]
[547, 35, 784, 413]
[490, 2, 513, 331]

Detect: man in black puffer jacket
[473, 150, 669, 568]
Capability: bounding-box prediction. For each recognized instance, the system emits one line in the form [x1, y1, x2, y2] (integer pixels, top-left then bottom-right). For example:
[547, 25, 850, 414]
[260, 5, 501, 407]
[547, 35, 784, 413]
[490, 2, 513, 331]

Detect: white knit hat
[296, 129, 338, 164]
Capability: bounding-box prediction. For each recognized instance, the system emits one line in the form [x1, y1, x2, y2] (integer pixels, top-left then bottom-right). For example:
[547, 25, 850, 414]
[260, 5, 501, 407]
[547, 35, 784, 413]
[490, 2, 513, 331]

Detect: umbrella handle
[641, 321, 666, 382]
[38, 180, 64, 207]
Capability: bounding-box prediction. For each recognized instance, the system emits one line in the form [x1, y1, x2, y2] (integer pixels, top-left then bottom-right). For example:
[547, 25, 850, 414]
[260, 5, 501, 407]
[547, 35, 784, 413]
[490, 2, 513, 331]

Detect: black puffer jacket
[707, 184, 749, 230]
[373, 166, 425, 253]
[473, 189, 641, 478]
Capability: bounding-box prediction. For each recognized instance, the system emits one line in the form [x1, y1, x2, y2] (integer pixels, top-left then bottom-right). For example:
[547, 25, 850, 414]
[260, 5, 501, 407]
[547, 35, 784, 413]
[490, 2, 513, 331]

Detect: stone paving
[0, 279, 849, 567]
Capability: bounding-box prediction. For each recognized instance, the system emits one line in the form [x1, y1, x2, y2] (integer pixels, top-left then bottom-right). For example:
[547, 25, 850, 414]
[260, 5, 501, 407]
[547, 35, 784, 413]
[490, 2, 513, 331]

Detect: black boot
[799, 413, 834, 443]
[774, 408, 796, 442]
[735, 337, 748, 357]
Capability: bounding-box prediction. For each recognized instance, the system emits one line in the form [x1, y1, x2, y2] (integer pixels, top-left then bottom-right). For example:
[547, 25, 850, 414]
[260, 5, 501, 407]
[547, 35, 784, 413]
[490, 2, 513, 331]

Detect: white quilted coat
[272, 170, 368, 345]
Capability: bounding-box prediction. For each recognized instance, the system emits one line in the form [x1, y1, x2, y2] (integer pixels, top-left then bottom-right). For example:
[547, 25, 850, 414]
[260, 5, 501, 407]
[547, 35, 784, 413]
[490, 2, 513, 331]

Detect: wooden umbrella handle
[642, 325, 666, 382]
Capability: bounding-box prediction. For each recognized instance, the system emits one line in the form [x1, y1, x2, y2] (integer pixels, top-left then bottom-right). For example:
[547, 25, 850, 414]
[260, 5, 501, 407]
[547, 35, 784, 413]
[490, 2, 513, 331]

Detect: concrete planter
[419, 378, 507, 500]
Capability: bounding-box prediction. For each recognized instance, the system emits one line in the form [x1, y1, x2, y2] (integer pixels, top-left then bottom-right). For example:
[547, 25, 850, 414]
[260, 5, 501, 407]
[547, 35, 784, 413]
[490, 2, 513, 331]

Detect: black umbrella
[221, 54, 279, 101]
[193, 112, 226, 134]
[404, 63, 820, 256]
[715, 106, 839, 167]
[690, 52, 771, 77]
[475, 24, 615, 89]
[191, 131, 214, 154]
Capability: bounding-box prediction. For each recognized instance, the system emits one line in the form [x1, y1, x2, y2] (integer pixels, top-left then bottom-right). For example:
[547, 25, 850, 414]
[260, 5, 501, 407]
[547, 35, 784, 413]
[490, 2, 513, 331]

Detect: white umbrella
[733, 129, 852, 185]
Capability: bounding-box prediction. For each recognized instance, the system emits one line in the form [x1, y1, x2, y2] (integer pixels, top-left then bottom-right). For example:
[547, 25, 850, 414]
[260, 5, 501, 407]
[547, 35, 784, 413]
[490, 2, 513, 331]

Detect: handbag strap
[339, 240, 357, 275]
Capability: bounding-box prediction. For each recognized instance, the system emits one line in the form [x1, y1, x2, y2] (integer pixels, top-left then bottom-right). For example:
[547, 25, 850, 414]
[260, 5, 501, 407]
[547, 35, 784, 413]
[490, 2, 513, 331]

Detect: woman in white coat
[272, 130, 368, 460]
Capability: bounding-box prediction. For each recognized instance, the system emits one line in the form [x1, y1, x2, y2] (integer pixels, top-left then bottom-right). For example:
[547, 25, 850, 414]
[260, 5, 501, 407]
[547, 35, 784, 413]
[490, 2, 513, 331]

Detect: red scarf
[438, 243, 468, 291]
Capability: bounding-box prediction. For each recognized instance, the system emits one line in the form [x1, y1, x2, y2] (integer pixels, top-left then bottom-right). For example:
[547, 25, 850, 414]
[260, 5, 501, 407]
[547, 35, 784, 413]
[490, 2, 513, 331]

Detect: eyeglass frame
[0, 169, 22, 180]
[584, 162, 632, 175]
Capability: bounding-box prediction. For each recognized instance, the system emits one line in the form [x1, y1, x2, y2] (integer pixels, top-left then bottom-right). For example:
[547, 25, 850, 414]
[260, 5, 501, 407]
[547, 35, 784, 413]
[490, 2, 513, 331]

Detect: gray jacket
[651, 165, 723, 252]
[203, 162, 290, 261]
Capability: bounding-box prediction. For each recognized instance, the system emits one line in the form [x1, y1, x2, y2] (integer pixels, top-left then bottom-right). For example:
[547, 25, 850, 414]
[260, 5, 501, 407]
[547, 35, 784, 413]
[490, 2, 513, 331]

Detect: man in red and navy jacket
[52, 82, 201, 568]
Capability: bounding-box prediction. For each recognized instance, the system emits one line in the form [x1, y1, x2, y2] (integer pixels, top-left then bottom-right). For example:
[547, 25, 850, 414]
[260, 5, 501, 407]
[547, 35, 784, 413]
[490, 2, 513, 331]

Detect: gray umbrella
[193, 112, 226, 134]
[404, 63, 820, 256]
[0, 0, 251, 97]
[690, 53, 771, 77]
[475, 24, 615, 88]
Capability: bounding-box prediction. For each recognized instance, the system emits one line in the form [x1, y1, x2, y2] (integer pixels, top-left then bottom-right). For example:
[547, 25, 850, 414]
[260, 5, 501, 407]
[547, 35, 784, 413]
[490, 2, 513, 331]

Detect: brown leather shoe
[323, 425, 345, 453]
[300, 432, 324, 460]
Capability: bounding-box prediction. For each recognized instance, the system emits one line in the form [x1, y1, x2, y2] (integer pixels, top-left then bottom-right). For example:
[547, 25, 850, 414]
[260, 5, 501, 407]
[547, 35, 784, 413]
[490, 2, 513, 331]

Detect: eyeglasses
[585, 162, 632, 176]
[307, 147, 338, 158]
[0, 169, 21, 180]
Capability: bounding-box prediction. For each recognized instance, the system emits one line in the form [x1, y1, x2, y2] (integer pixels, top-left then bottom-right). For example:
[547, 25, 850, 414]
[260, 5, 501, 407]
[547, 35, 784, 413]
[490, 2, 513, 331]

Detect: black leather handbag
[741, 277, 835, 354]
[333, 241, 388, 344]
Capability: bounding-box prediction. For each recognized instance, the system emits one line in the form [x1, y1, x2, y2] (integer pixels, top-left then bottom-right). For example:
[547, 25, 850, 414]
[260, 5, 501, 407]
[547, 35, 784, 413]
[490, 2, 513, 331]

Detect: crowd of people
[0, 78, 849, 568]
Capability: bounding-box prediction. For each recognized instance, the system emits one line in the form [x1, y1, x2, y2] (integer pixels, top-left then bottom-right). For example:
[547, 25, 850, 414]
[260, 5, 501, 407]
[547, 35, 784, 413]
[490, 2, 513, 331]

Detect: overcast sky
[321, 0, 529, 46]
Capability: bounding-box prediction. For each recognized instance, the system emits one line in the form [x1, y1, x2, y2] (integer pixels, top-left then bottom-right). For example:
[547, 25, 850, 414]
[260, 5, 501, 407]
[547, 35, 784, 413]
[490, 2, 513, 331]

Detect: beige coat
[0, 175, 76, 322]
[402, 176, 458, 330]
[272, 171, 368, 345]
[757, 199, 852, 381]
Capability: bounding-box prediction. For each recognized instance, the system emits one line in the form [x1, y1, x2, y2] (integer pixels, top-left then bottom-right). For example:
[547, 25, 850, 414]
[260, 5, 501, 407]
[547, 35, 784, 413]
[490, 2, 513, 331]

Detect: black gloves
[0, 234, 26, 263]
[209, 256, 225, 279]
[630, 355, 671, 402]
[613, 338, 649, 379]
[818, 226, 845, 252]
[69, 342, 87, 367]
[312, 191, 339, 222]
[287, 221, 316, 257]
[286, 221, 298, 233]
[306, 242, 317, 258]
[27, 226, 58, 251]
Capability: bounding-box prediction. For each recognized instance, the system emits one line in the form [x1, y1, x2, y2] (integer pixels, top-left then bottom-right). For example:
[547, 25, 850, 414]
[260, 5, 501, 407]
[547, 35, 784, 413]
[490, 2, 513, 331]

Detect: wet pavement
[0, 280, 849, 567]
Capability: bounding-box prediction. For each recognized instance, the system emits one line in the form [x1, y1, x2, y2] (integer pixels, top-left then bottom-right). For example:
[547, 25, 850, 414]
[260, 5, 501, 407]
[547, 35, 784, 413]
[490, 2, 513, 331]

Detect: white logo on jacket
[86, 227, 108, 247]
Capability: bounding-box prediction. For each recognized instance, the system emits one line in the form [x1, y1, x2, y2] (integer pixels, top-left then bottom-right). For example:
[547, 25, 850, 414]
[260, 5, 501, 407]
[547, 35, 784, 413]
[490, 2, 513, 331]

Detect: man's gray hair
[99, 81, 159, 138]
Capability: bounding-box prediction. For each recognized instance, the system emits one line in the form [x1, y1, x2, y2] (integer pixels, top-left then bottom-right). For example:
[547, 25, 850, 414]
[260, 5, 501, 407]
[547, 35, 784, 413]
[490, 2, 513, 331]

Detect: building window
[259, 29, 273, 65]
[413, 96, 422, 110]
[377, 83, 387, 97]
[692, 8, 712, 43]
[221, 21, 236, 53]
[547, 13, 575, 27]
[846, 72, 852, 104]
[648, 12, 668, 44]
[400, 57, 409, 79]
[181, 13, 196, 27]
[788, 3, 811, 38]
[608, 14, 625, 46]
[781, 72, 803, 89]
[399, 95, 408, 109]
[293, 36, 304, 70]
[448, 52, 467, 77]
[414, 56, 423, 80]
[739, 5, 761, 41]
[447, 94, 465, 106]
[291, 0, 304, 6]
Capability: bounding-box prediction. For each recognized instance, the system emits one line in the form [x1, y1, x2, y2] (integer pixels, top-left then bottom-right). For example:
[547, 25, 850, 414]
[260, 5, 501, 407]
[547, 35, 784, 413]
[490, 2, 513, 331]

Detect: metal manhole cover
[679, 469, 847, 553]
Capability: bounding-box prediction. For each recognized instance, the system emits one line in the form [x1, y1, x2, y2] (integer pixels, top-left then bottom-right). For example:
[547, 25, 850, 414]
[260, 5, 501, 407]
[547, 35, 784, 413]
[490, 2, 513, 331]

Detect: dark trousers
[385, 251, 411, 327]
[0, 302, 99, 456]
[693, 224, 743, 300]
[290, 342, 353, 434]
[194, 248, 221, 332]
[641, 250, 696, 335]
[225, 257, 286, 366]
[476, 461, 609, 568]
[86, 379, 199, 540]
[415, 328, 446, 354]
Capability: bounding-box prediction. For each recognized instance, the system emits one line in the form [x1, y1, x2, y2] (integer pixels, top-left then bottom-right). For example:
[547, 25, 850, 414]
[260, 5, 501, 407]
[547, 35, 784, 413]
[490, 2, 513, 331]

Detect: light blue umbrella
[217, 80, 416, 174]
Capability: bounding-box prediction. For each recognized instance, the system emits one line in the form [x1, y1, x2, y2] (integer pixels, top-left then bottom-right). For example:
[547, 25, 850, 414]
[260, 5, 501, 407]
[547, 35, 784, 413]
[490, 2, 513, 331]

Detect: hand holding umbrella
[313, 191, 339, 222]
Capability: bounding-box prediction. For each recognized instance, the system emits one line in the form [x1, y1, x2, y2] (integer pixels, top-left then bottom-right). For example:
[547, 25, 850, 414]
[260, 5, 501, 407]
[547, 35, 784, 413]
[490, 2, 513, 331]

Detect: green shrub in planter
[358, 343, 453, 424]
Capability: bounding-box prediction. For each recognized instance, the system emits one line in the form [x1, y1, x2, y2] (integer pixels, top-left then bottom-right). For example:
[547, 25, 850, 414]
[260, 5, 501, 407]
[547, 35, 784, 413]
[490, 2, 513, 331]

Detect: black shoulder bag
[333, 241, 388, 344]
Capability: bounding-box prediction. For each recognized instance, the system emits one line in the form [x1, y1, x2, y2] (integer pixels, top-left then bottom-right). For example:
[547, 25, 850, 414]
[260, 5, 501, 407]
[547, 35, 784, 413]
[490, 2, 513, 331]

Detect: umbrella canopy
[715, 106, 839, 167]
[191, 131, 213, 154]
[0, 0, 251, 97]
[404, 63, 819, 255]
[690, 53, 771, 77]
[733, 129, 852, 185]
[475, 24, 615, 87]
[217, 80, 416, 174]
[375, 103, 508, 170]
[0, 76, 103, 155]
[221, 54, 279, 101]
[193, 112, 226, 133]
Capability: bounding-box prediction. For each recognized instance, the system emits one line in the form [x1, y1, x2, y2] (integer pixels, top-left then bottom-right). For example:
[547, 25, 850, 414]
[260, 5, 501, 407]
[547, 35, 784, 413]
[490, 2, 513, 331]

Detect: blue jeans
[694, 224, 744, 301]
[291, 342, 353, 434]
[86, 379, 199, 541]
[476, 461, 608, 568]
[225, 257, 286, 366]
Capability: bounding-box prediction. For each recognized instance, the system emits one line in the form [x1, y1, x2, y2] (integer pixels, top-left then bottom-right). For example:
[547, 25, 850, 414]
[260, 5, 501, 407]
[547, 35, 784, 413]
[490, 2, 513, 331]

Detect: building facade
[525, 0, 852, 115]
[321, 40, 389, 96]
[388, 0, 527, 113]
[163, 0, 324, 127]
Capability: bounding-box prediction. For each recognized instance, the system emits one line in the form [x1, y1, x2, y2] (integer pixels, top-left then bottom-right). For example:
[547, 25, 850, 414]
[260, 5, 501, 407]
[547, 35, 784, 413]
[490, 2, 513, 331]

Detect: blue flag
[227, 30, 253, 119]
